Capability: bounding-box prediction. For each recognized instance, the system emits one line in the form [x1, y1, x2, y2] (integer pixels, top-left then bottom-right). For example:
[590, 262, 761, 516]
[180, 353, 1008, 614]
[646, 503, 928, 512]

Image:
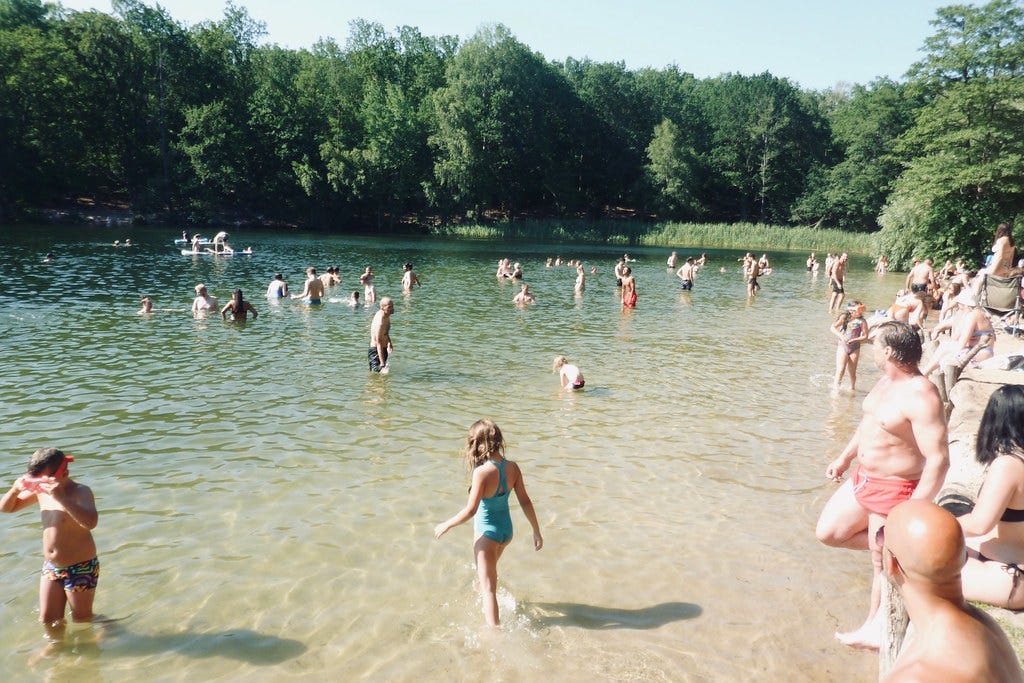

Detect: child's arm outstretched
[511, 463, 543, 550]
[434, 466, 488, 540]
[0, 478, 38, 514]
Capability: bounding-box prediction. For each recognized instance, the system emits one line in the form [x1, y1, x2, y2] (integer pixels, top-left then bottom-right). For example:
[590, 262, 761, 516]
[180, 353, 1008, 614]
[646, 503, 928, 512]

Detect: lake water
[0, 226, 907, 681]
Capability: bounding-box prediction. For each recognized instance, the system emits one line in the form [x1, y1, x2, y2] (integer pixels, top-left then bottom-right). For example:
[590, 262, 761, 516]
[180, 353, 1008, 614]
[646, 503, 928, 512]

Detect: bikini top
[995, 452, 1024, 522]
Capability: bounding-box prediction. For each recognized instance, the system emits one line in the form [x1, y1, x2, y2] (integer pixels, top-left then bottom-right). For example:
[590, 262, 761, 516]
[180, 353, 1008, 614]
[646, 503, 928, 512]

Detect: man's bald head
[884, 500, 966, 586]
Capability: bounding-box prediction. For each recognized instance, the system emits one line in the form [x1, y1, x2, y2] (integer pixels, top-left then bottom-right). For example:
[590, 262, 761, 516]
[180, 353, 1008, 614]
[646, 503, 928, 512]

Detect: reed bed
[429, 219, 877, 254]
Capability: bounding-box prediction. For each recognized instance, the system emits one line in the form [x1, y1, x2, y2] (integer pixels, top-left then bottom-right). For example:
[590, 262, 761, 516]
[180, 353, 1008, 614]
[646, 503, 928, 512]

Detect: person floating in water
[434, 420, 543, 626]
[552, 356, 585, 390]
[1, 448, 99, 640]
[138, 297, 153, 315]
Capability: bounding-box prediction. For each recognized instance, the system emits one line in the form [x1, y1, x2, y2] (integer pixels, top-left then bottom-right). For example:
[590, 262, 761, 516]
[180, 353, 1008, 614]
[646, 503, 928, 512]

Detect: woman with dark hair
[958, 385, 1024, 608]
[220, 289, 258, 322]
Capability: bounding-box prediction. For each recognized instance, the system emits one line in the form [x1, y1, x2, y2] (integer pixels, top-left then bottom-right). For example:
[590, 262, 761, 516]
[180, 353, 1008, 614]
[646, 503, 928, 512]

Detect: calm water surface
[0, 226, 908, 681]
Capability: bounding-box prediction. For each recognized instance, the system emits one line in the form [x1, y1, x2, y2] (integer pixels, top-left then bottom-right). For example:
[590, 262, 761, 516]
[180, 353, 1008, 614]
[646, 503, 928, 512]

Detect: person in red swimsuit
[815, 321, 949, 651]
[620, 267, 637, 308]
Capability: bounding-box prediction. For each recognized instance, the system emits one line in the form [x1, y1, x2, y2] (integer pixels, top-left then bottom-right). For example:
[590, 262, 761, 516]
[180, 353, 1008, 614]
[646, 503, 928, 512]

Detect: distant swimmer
[360, 266, 376, 303]
[552, 355, 585, 389]
[621, 267, 637, 308]
[368, 297, 394, 373]
[191, 283, 217, 316]
[291, 267, 325, 304]
[574, 265, 585, 295]
[221, 289, 258, 321]
[347, 291, 361, 307]
[266, 273, 289, 298]
[43, 252, 55, 263]
[1, 448, 99, 639]
[676, 257, 696, 291]
[513, 283, 535, 305]
[614, 258, 626, 286]
[402, 262, 421, 292]
[667, 251, 678, 269]
[138, 297, 153, 315]
[511, 262, 523, 280]
[434, 420, 543, 627]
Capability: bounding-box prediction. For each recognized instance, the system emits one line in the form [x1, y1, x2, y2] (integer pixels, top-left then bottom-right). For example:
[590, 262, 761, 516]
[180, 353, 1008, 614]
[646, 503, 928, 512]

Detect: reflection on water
[0, 226, 907, 681]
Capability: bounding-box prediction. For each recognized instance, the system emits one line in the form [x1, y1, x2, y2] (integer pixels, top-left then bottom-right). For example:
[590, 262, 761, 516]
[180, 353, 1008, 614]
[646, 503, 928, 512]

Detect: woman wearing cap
[922, 290, 995, 375]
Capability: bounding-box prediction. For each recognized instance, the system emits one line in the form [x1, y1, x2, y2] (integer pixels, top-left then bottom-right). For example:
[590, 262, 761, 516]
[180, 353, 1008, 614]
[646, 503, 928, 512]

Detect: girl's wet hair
[464, 419, 505, 471]
[976, 385, 1024, 465]
[552, 355, 567, 372]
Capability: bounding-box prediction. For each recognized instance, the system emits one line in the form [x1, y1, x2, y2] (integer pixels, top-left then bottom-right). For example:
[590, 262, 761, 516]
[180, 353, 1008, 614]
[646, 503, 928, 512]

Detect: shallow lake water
[0, 226, 909, 681]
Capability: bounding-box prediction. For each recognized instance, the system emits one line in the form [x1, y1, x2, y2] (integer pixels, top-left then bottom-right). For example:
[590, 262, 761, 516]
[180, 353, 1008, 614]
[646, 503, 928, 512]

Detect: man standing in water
[369, 297, 394, 373]
[815, 321, 949, 650]
[828, 253, 848, 312]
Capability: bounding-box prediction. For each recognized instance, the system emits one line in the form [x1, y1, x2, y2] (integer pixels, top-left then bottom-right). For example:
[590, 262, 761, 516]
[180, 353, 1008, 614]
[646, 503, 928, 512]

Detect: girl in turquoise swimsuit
[434, 419, 543, 626]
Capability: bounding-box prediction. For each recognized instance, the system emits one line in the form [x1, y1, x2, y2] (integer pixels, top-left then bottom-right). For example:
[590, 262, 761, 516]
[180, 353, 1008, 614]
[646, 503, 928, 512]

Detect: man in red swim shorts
[814, 321, 949, 651]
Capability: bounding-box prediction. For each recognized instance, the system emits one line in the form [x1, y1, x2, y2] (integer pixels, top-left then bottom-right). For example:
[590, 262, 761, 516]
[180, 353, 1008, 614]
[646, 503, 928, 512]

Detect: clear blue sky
[58, 0, 955, 90]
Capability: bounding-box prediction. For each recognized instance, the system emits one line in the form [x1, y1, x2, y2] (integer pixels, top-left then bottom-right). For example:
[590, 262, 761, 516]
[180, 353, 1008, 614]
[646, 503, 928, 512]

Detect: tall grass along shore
[429, 219, 877, 254]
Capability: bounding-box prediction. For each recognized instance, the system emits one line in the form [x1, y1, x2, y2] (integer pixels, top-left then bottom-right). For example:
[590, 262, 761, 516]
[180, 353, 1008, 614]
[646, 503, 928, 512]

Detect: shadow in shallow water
[526, 601, 701, 630]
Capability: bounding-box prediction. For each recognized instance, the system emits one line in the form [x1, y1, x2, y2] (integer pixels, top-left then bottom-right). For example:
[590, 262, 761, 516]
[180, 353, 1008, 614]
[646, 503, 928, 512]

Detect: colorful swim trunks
[851, 466, 918, 515]
[42, 557, 100, 592]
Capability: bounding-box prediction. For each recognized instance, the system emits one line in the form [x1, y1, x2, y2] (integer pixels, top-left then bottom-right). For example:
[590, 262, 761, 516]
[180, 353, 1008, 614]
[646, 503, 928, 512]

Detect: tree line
[1, 0, 1022, 265]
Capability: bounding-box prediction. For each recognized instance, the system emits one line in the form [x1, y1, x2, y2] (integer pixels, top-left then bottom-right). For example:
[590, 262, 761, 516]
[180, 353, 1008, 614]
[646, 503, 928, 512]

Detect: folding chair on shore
[980, 273, 1023, 337]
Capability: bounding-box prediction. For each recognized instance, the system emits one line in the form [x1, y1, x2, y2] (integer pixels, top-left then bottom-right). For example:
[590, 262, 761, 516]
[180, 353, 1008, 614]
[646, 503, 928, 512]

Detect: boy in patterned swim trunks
[1, 447, 99, 634]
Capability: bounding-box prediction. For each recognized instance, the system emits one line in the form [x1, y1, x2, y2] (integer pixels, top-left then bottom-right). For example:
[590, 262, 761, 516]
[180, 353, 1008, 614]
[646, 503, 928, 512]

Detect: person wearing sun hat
[922, 289, 995, 375]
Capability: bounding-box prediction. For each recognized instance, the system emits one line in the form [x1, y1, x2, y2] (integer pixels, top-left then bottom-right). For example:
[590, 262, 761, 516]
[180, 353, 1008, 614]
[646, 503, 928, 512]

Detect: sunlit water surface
[0, 226, 909, 681]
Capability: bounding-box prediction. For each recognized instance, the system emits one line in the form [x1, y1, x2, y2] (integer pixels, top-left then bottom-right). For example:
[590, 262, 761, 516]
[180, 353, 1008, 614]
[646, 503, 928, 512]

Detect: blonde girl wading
[434, 420, 543, 626]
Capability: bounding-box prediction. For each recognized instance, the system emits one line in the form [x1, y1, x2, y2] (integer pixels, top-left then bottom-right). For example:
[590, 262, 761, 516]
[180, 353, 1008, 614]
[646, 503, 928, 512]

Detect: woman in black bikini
[958, 385, 1024, 608]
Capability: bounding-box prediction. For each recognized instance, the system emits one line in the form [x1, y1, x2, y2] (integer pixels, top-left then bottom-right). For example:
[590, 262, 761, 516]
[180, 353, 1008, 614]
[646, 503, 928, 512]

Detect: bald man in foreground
[881, 500, 1023, 682]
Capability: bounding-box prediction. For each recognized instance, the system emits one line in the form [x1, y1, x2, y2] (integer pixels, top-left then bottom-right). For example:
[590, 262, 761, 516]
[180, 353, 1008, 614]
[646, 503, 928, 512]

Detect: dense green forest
[1, 0, 1022, 263]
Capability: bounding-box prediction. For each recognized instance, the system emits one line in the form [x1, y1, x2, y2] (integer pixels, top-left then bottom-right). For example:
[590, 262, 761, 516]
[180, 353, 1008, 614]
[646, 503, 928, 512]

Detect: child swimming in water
[831, 300, 869, 391]
[434, 420, 543, 626]
[552, 355, 585, 389]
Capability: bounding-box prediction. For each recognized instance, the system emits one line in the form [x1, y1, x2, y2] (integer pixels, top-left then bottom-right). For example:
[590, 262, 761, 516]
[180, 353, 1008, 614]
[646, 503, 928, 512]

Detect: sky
[56, 0, 956, 90]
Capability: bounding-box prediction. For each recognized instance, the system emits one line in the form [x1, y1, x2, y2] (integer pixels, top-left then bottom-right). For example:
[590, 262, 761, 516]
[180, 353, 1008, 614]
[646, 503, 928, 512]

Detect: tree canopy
[0, 0, 1021, 263]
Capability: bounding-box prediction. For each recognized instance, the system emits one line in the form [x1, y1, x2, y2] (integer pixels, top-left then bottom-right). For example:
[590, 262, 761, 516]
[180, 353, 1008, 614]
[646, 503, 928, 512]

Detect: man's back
[886, 603, 1023, 682]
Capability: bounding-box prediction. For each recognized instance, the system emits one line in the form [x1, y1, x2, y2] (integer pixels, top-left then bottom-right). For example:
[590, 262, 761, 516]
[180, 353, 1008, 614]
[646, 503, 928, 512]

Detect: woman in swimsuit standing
[220, 289, 258, 321]
[434, 420, 543, 626]
[957, 385, 1024, 608]
[831, 301, 868, 391]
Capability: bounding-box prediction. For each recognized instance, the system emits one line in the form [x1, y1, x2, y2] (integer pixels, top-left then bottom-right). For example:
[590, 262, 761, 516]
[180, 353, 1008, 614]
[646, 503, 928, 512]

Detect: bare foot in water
[835, 622, 881, 651]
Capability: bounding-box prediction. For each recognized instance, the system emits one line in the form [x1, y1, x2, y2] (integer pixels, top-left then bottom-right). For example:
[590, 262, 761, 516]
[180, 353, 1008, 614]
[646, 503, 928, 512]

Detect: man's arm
[908, 381, 950, 501]
[826, 426, 862, 482]
[48, 483, 98, 530]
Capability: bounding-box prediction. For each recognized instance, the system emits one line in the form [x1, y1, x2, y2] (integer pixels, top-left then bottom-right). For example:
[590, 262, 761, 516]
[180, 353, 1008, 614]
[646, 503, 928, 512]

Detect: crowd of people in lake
[12, 219, 1024, 679]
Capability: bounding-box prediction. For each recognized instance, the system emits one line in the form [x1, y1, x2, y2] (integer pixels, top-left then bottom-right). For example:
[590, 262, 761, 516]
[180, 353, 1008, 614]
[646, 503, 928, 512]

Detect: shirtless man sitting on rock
[816, 321, 949, 650]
